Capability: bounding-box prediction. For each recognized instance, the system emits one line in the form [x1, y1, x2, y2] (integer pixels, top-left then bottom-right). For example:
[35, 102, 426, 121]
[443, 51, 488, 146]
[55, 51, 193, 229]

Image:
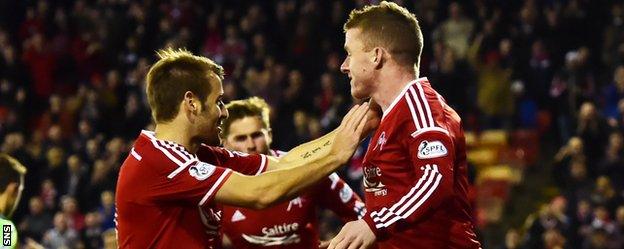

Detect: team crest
[189, 162, 216, 180]
[339, 185, 353, 203]
[231, 210, 246, 222]
[373, 132, 387, 151]
[287, 197, 303, 211]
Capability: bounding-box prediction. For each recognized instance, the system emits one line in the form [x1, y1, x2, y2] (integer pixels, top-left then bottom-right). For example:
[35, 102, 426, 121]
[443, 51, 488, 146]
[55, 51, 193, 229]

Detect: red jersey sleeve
[316, 173, 366, 222]
[363, 129, 455, 238]
[143, 149, 233, 207]
[197, 144, 268, 176]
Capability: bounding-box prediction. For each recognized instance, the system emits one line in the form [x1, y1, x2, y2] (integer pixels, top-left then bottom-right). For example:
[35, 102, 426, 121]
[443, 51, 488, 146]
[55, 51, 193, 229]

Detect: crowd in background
[1, 0, 624, 248]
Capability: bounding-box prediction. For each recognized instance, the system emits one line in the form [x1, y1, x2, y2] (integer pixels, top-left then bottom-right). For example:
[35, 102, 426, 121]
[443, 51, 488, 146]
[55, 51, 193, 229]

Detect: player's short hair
[344, 1, 423, 68]
[146, 48, 225, 123]
[222, 97, 271, 136]
[0, 154, 27, 191]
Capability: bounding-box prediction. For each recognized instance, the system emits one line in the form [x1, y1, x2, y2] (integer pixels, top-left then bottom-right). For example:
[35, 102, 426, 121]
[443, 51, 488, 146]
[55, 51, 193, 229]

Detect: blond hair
[222, 97, 271, 136]
[146, 48, 225, 123]
[344, 1, 423, 68]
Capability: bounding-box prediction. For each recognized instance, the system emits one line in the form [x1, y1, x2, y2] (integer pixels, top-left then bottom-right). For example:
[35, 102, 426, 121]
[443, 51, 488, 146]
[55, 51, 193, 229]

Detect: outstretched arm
[215, 103, 371, 209]
[270, 99, 380, 169]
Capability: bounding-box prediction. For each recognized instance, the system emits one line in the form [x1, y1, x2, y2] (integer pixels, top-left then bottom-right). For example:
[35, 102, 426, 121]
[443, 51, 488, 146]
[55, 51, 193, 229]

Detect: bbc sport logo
[2, 225, 11, 247]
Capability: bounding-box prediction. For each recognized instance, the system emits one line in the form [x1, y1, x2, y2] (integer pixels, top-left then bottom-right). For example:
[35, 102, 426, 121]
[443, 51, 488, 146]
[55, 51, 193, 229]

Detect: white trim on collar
[381, 77, 428, 121]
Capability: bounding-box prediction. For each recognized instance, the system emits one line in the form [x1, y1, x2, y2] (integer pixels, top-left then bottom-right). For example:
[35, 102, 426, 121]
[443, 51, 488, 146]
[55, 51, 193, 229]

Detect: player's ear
[372, 47, 384, 69]
[183, 91, 198, 121]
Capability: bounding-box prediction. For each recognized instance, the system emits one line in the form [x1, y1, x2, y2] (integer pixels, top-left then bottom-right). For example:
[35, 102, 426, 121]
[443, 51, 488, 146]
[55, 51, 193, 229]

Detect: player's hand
[332, 103, 369, 163]
[319, 240, 331, 248]
[328, 219, 376, 249]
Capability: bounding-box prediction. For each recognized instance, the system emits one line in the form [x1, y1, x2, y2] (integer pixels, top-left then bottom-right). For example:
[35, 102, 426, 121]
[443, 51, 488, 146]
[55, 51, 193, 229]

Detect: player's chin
[350, 88, 368, 100]
[202, 133, 222, 146]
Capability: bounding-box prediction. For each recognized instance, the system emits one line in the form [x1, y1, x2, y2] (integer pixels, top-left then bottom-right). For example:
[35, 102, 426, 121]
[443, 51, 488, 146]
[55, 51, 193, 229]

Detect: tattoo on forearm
[301, 140, 332, 159]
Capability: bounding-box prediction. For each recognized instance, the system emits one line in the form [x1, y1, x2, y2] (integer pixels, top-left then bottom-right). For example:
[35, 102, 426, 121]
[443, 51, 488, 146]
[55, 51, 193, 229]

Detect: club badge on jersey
[189, 162, 216, 180]
[373, 132, 387, 151]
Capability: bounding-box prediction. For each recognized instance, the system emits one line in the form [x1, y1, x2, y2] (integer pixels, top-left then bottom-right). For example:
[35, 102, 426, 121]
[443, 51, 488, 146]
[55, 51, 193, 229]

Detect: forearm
[217, 103, 370, 208]
[270, 130, 337, 169]
[216, 149, 345, 209]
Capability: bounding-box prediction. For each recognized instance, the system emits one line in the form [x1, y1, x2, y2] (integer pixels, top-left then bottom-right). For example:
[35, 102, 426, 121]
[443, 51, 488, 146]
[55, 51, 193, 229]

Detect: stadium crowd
[0, 0, 623, 248]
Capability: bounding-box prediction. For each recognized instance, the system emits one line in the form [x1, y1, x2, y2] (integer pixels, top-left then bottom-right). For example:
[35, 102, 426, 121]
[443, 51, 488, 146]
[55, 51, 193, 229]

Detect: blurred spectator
[84, 159, 115, 210]
[102, 228, 117, 249]
[81, 212, 103, 249]
[498, 229, 521, 249]
[526, 40, 553, 109]
[597, 132, 624, 191]
[602, 66, 624, 122]
[60, 195, 85, 231]
[524, 196, 570, 249]
[98, 191, 115, 230]
[543, 228, 566, 249]
[19, 197, 53, 242]
[468, 33, 514, 128]
[45, 146, 66, 190]
[39, 179, 57, 211]
[42, 212, 79, 249]
[576, 102, 609, 166]
[590, 177, 623, 213]
[435, 2, 474, 59]
[428, 42, 473, 117]
[562, 160, 593, 203]
[553, 136, 585, 189]
[613, 206, 624, 248]
[64, 154, 88, 199]
[22, 32, 56, 99]
[570, 199, 594, 246]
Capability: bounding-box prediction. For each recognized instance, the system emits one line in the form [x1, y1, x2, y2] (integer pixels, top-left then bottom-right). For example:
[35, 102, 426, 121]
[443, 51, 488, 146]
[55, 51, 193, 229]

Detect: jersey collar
[140, 130, 195, 155]
[381, 77, 428, 121]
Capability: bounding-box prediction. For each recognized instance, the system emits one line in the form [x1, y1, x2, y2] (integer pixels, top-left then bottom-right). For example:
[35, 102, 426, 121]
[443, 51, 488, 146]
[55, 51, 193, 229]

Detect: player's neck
[154, 121, 197, 153]
[373, 69, 418, 112]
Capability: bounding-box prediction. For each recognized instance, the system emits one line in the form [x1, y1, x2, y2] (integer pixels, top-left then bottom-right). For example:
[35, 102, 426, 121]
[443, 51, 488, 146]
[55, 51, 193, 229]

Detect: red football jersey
[361, 78, 481, 249]
[218, 150, 366, 249]
[115, 130, 266, 249]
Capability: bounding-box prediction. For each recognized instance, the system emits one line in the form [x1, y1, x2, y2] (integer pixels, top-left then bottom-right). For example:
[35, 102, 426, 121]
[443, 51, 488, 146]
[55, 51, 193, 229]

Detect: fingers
[328, 236, 342, 249]
[354, 112, 370, 138]
[333, 239, 350, 249]
[343, 104, 364, 130]
[328, 227, 347, 249]
[319, 240, 331, 249]
[347, 238, 363, 249]
[346, 103, 369, 131]
[340, 104, 360, 128]
[347, 239, 364, 249]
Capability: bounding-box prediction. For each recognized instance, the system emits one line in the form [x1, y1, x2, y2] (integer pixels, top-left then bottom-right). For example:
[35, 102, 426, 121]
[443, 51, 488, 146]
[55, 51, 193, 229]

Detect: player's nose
[340, 58, 349, 74]
[245, 137, 256, 152]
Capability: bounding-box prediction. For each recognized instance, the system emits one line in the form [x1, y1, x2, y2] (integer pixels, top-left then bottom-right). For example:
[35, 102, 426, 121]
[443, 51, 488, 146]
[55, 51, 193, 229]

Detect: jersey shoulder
[133, 131, 200, 176]
[384, 84, 446, 134]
